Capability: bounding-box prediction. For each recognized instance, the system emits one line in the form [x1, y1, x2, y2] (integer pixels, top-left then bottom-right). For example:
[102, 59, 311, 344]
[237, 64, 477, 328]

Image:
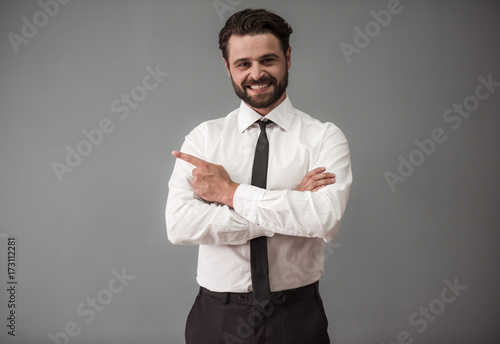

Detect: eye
[262, 58, 275, 65]
[236, 62, 250, 68]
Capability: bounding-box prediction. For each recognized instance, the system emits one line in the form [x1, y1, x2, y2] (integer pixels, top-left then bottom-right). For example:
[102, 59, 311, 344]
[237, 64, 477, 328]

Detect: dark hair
[218, 8, 293, 61]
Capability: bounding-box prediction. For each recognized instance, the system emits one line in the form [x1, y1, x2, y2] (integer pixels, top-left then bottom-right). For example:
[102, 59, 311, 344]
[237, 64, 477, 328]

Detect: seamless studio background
[1, 0, 499, 343]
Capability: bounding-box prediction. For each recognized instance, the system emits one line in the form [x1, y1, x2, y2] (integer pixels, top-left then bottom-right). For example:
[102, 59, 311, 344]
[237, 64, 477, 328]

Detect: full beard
[231, 70, 288, 109]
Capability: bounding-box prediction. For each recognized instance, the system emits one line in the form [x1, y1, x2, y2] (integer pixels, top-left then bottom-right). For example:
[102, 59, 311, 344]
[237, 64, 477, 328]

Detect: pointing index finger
[172, 151, 204, 167]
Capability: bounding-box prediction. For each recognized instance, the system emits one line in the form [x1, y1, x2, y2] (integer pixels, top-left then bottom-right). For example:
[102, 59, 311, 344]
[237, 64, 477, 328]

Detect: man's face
[224, 33, 291, 114]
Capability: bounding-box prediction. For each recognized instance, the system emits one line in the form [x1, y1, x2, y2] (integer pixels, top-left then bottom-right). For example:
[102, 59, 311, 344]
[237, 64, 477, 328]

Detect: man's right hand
[294, 167, 336, 192]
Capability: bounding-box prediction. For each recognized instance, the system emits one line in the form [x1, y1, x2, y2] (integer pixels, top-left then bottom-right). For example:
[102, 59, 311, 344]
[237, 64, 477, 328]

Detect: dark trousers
[185, 281, 330, 344]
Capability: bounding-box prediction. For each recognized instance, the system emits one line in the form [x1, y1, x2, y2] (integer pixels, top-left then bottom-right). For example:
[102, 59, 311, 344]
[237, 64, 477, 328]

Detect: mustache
[242, 76, 275, 87]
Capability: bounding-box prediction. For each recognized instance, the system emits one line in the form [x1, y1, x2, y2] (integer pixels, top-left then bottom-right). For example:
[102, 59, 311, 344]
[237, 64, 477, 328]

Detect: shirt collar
[237, 96, 294, 133]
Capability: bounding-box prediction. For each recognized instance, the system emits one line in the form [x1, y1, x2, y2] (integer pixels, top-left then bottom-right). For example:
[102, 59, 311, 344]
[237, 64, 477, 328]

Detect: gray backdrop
[1, 0, 499, 343]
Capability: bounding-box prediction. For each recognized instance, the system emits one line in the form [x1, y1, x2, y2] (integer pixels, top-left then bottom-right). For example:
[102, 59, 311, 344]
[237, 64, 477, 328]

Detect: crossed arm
[166, 125, 351, 246]
[171, 150, 336, 208]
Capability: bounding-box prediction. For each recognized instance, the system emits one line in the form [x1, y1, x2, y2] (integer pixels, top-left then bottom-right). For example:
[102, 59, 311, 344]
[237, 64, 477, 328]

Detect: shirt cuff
[233, 184, 272, 239]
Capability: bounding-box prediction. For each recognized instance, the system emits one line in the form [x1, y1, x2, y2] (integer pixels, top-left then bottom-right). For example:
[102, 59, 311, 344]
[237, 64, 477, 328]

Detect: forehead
[226, 33, 282, 62]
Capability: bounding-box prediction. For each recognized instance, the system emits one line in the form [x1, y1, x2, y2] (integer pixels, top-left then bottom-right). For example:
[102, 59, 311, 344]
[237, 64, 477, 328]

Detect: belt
[199, 281, 320, 306]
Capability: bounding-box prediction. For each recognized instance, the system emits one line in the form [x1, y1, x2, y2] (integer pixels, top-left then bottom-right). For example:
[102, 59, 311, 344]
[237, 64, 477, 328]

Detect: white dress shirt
[166, 96, 352, 293]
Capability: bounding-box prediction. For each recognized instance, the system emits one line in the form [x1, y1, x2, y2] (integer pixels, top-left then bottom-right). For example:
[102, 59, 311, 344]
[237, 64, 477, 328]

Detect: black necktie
[250, 119, 272, 306]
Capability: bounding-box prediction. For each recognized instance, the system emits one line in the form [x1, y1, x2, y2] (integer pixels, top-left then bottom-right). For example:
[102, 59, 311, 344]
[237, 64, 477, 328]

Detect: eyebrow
[232, 53, 281, 66]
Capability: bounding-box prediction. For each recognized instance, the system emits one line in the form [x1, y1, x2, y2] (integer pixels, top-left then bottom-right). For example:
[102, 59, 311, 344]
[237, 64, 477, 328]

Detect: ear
[222, 57, 231, 77]
[285, 46, 291, 70]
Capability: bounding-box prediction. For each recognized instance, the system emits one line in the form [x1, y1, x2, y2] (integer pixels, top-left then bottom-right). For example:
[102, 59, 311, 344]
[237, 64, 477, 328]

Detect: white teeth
[249, 83, 270, 90]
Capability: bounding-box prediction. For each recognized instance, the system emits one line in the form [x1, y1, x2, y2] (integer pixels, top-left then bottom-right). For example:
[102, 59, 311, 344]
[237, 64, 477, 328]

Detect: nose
[249, 63, 264, 81]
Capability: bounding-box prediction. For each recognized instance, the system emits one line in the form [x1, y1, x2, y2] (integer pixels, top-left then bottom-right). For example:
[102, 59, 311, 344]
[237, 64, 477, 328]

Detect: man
[166, 8, 352, 344]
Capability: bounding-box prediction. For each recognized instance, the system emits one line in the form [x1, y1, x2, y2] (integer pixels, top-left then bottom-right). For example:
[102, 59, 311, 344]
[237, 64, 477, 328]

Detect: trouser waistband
[198, 281, 320, 306]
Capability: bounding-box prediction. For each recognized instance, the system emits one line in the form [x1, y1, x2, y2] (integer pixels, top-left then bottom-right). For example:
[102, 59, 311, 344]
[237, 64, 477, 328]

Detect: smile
[248, 83, 271, 90]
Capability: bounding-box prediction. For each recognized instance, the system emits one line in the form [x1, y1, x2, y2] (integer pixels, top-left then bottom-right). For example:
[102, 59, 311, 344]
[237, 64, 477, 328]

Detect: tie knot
[257, 119, 272, 131]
